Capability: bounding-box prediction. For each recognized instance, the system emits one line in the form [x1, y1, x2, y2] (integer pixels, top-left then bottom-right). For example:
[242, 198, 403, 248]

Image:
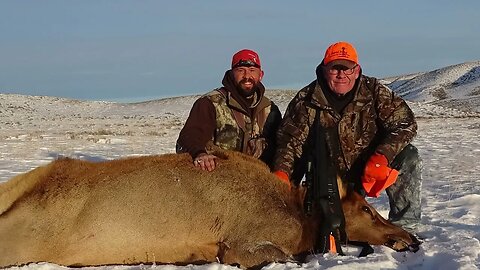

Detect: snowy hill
[383, 61, 480, 113]
[1, 84, 478, 144]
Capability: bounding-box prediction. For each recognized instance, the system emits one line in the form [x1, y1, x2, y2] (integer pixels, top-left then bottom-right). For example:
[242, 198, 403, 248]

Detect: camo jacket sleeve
[372, 80, 417, 163]
[273, 82, 316, 176]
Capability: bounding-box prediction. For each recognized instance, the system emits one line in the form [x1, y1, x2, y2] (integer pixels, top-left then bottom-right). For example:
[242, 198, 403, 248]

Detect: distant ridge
[383, 61, 480, 113]
[1, 61, 480, 120]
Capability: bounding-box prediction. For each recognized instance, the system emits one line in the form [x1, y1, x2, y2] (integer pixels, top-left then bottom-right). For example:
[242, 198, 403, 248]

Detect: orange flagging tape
[329, 234, 337, 253]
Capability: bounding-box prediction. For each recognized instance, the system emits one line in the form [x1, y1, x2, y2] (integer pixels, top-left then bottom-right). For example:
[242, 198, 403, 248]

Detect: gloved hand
[273, 170, 291, 188]
[362, 153, 399, 197]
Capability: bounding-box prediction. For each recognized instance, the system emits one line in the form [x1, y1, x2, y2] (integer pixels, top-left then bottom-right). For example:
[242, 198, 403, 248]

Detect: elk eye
[362, 206, 376, 221]
[362, 206, 373, 216]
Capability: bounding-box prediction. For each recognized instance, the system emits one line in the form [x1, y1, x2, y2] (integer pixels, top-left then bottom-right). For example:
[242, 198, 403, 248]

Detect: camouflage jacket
[176, 87, 281, 167]
[206, 88, 280, 159]
[273, 75, 417, 184]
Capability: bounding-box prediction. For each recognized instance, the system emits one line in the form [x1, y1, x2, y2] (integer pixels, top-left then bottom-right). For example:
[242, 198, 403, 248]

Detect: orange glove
[362, 153, 399, 197]
[274, 170, 291, 188]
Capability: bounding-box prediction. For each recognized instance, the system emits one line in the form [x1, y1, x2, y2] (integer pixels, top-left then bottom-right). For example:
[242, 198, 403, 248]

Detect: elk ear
[336, 176, 347, 200]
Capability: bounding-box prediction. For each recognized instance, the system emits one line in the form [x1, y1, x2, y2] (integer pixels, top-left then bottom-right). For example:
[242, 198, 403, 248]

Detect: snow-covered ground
[1, 87, 479, 269]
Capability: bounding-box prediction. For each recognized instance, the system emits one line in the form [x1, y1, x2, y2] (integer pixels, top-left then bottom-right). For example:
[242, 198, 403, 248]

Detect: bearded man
[176, 49, 281, 171]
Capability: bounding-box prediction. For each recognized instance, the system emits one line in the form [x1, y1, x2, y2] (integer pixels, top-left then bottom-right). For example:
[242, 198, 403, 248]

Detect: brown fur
[0, 150, 416, 269]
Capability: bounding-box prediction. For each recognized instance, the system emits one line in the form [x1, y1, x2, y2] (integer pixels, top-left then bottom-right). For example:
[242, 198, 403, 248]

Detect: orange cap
[323, 41, 358, 66]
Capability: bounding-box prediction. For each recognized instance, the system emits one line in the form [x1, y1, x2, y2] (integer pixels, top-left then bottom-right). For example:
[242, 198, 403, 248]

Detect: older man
[273, 41, 422, 229]
[177, 49, 281, 171]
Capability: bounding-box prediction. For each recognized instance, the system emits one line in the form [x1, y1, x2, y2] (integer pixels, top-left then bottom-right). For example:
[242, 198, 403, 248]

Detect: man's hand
[362, 153, 399, 197]
[194, 153, 217, 172]
[363, 153, 390, 181]
[273, 170, 291, 188]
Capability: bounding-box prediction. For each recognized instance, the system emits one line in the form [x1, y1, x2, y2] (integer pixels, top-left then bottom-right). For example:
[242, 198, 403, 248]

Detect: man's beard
[237, 78, 257, 97]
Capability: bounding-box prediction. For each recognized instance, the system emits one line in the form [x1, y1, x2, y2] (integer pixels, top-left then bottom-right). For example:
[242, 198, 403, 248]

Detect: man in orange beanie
[177, 49, 281, 171]
[273, 41, 422, 230]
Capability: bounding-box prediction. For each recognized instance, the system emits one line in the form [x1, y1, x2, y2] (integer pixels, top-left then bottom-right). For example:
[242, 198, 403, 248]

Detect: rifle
[303, 109, 346, 255]
[303, 160, 314, 215]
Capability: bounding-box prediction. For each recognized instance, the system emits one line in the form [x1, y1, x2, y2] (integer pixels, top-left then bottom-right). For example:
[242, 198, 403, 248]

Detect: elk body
[0, 150, 418, 268]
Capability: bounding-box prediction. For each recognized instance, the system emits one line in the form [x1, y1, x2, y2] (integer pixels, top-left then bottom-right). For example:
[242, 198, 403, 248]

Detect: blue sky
[1, 1, 479, 101]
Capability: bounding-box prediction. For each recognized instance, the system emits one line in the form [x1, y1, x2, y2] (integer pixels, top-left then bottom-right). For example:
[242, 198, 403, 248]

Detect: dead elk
[0, 150, 419, 268]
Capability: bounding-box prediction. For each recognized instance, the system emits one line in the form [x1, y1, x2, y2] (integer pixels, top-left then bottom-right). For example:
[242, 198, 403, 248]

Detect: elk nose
[407, 233, 422, 253]
[408, 242, 420, 253]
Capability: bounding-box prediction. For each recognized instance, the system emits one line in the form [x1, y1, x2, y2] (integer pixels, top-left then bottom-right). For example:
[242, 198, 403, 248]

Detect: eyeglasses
[325, 64, 358, 76]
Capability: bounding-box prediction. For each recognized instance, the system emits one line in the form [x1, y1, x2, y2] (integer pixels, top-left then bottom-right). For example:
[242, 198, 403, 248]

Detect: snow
[1, 62, 480, 269]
